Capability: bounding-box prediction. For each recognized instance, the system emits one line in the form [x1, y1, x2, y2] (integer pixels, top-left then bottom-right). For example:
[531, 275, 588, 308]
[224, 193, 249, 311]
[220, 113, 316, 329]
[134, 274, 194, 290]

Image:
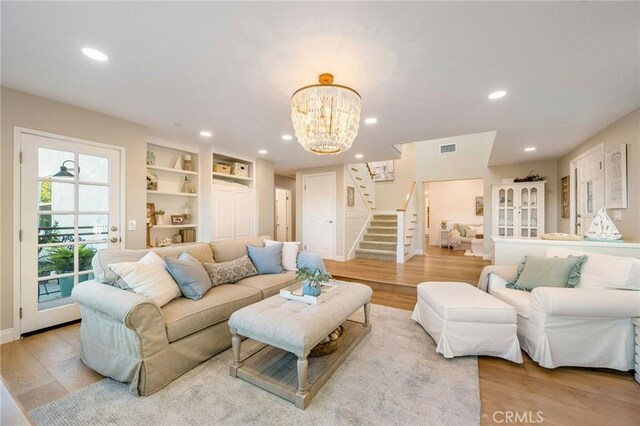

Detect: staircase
[355, 214, 399, 261]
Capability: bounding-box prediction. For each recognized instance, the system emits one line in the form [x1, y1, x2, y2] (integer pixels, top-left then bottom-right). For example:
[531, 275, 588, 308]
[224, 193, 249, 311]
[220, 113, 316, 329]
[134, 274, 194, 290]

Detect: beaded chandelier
[291, 73, 362, 155]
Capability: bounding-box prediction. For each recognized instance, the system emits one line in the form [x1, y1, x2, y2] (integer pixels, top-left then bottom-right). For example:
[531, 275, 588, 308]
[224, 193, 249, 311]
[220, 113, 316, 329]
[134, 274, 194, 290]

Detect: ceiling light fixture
[488, 90, 507, 100]
[258, 149, 268, 154]
[81, 47, 109, 62]
[282, 134, 293, 141]
[364, 117, 378, 125]
[199, 131, 212, 137]
[524, 147, 536, 152]
[355, 154, 364, 159]
[291, 73, 361, 155]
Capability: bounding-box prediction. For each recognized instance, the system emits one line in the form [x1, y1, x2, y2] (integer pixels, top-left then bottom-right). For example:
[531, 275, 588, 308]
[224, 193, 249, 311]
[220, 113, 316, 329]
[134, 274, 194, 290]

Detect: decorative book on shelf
[179, 228, 196, 243]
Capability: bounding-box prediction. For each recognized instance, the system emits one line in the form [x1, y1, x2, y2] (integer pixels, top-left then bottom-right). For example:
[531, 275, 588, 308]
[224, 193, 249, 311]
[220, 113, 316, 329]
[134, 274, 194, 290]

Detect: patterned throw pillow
[202, 255, 257, 286]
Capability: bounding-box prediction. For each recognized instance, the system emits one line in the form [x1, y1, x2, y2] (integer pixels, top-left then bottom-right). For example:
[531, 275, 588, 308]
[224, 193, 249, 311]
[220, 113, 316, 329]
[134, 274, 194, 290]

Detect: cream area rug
[30, 305, 480, 426]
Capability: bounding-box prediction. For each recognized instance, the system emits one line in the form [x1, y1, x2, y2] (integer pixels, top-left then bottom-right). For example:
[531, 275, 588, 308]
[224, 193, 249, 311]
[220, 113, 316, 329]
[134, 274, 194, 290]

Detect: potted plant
[441, 219, 448, 230]
[155, 210, 166, 225]
[296, 267, 332, 297]
[40, 246, 75, 297]
[78, 244, 97, 282]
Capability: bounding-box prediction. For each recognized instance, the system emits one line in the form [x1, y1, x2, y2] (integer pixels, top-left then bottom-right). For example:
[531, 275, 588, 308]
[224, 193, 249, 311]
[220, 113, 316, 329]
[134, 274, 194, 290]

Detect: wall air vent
[439, 143, 457, 154]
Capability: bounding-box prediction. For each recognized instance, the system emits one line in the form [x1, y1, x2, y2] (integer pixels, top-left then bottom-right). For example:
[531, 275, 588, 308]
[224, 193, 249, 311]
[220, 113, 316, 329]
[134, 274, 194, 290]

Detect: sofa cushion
[165, 253, 212, 300]
[202, 256, 257, 286]
[210, 235, 269, 263]
[247, 243, 283, 274]
[265, 239, 300, 271]
[491, 287, 532, 319]
[92, 243, 214, 285]
[545, 247, 639, 291]
[507, 255, 587, 292]
[234, 271, 298, 298]
[108, 252, 181, 307]
[162, 284, 262, 342]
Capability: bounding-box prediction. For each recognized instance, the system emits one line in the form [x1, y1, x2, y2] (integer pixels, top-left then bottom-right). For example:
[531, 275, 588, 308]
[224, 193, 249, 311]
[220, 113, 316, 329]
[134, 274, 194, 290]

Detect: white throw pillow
[108, 251, 182, 307]
[467, 228, 478, 238]
[264, 239, 300, 271]
[545, 247, 639, 290]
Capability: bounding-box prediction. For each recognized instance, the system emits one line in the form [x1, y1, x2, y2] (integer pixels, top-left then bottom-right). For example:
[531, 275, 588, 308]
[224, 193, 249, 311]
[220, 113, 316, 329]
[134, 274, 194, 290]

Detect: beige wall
[427, 179, 484, 245]
[557, 109, 639, 242]
[296, 165, 345, 258]
[374, 143, 415, 210]
[255, 159, 275, 238]
[1, 87, 148, 330]
[274, 175, 296, 240]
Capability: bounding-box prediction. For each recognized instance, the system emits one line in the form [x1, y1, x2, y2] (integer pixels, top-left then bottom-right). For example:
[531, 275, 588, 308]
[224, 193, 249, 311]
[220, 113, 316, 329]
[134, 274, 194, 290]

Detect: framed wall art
[605, 144, 627, 208]
[368, 161, 394, 182]
[346, 186, 355, 207]
[561, 175, 570, 218]
[475, 196, 484, 216]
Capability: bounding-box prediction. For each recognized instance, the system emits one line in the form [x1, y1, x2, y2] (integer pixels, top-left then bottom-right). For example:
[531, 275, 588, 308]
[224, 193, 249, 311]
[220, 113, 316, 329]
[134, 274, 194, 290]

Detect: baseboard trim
[0, 328, 16, 344]
[333, 255, 346, 262]
[415, 250, 424, 255]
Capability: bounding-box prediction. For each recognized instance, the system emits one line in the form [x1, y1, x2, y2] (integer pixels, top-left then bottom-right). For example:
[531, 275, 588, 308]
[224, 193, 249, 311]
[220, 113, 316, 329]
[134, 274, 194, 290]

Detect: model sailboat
[585, 207, 622, 241]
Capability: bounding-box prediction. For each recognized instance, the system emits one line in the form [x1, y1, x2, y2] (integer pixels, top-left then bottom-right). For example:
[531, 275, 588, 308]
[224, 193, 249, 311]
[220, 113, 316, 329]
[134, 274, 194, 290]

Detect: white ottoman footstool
[412, 281, 522, 363]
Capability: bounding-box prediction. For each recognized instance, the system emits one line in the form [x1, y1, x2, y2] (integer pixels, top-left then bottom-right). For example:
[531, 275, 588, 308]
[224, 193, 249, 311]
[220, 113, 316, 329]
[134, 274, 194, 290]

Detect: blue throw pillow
[165, 252, 212, 300]
[247, 243, 283, 275]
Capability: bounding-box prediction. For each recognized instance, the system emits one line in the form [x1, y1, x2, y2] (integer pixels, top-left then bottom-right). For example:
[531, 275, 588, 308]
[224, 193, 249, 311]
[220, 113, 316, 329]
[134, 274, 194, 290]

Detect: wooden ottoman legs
[364, 302, 371, 326]
[230, 327, 242, 377]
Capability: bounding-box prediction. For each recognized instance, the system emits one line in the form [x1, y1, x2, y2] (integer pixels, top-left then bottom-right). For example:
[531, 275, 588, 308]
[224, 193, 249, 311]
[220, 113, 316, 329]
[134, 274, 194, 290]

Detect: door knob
[111, 226, 118, 231]
[109, 237, 118, 243]
[327, 220, 333, 223]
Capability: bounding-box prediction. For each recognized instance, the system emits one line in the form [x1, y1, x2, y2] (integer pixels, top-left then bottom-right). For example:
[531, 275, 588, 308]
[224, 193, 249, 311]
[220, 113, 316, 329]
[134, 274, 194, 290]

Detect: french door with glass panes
[19, 131, 122, 333]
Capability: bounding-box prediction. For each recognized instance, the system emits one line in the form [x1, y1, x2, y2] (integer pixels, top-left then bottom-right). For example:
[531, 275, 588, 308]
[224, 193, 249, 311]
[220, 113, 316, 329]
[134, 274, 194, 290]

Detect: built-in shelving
[152, 224, 198, 229]
[211, 171, 252, 182]
[147, 140, 200, 247]
[147, 190, 198, 197]
[148, 165, 198, 176]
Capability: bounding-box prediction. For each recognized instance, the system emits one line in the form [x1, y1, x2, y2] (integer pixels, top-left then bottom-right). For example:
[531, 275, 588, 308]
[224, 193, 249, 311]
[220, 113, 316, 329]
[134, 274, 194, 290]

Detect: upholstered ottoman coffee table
[228, 281, 372, 409]
[412, 281, 522, 363]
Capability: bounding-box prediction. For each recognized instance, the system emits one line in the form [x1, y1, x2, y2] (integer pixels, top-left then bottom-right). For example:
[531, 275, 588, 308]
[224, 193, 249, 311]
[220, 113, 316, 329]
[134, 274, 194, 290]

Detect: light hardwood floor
[2, 246, 638, 425]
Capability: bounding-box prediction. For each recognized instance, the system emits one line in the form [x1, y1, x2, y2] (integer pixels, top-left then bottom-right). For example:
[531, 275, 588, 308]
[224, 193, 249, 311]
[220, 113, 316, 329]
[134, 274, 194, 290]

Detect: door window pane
[38, 245, 75, 278]
[78, 214, 109, 242]
[38, 148, 74, 178]
[79, 185, 109, 211]
[521, 188, 529, 206]
[38, 214, 74, 244]
[39, 181, 74, 211]
[78, 154, 109, 183]
[79, 243, 102, 272]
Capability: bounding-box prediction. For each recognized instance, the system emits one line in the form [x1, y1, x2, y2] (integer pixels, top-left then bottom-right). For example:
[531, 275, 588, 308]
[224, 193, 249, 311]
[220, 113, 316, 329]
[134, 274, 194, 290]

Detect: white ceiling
[2, 2, 638, 175]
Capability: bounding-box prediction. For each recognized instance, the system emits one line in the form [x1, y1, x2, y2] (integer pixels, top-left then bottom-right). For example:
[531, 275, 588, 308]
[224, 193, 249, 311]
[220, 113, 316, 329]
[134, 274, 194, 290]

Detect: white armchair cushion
[545, 247, 639, 290]
[491, 287, 532, 319]
[531, 287, 640, 318]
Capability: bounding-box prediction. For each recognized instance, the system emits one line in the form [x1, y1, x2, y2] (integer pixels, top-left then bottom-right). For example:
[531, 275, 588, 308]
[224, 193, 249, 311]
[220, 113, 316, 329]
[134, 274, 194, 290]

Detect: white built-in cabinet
[211, 152, 255, 241]
[492, 182, 545, 238]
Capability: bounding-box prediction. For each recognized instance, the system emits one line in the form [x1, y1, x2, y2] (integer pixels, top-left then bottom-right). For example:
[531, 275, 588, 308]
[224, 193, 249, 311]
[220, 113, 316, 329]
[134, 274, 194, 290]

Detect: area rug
[30, 304, 480, 426]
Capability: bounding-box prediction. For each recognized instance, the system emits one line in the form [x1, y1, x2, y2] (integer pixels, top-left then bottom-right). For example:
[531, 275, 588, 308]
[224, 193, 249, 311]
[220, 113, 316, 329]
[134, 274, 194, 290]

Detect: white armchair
[479, 249, 640, 371]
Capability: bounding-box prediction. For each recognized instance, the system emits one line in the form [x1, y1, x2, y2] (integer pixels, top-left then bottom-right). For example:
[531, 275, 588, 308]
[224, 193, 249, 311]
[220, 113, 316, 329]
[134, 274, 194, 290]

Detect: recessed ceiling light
[282, 134, 293, 141]
[258, 149, 268, 154]
[364, 117, 378, 125]
[488, 90, 507, 100]
[355, 154, 364, 159]
[524, 147, 536, 152]
[81, 47, 108, 62]
[199, 131, 212, 137]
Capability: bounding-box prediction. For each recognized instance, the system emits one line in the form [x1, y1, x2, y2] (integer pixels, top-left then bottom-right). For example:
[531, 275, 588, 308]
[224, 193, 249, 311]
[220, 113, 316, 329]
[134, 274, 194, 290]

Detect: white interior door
[575, 146, 604, 234]
[234, 190, 254, 239]
[19, 131, 122, 333]
[275, 188, 290, 241]
[212, 187, 235, 240]
[303, 173, 335, 259]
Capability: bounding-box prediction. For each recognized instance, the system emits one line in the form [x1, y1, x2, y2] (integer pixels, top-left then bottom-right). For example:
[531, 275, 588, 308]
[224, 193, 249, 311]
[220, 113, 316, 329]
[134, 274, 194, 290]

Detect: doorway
[570, 144, 604, 234]
[302, 172, 336, 259]
[275, 188, 292, 241]
[16, 129, 123, 334]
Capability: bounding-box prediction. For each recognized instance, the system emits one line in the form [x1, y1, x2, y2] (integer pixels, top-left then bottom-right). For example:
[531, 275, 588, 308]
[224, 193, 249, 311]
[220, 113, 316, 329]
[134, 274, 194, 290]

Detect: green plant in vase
[41, 245, 75, 298]
[78, 244, 97, 282]
[296, 267, 332, 297]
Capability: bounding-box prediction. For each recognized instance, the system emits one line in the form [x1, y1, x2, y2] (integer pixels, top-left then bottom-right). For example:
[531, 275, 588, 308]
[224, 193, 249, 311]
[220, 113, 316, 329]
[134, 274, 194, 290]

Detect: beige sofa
[72, 236, 299, 396]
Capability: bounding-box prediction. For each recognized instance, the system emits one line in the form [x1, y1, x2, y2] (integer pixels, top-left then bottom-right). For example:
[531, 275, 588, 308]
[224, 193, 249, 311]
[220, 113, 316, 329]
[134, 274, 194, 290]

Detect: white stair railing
[346, 164, 375, 258]
[396, 181, 417, 263]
